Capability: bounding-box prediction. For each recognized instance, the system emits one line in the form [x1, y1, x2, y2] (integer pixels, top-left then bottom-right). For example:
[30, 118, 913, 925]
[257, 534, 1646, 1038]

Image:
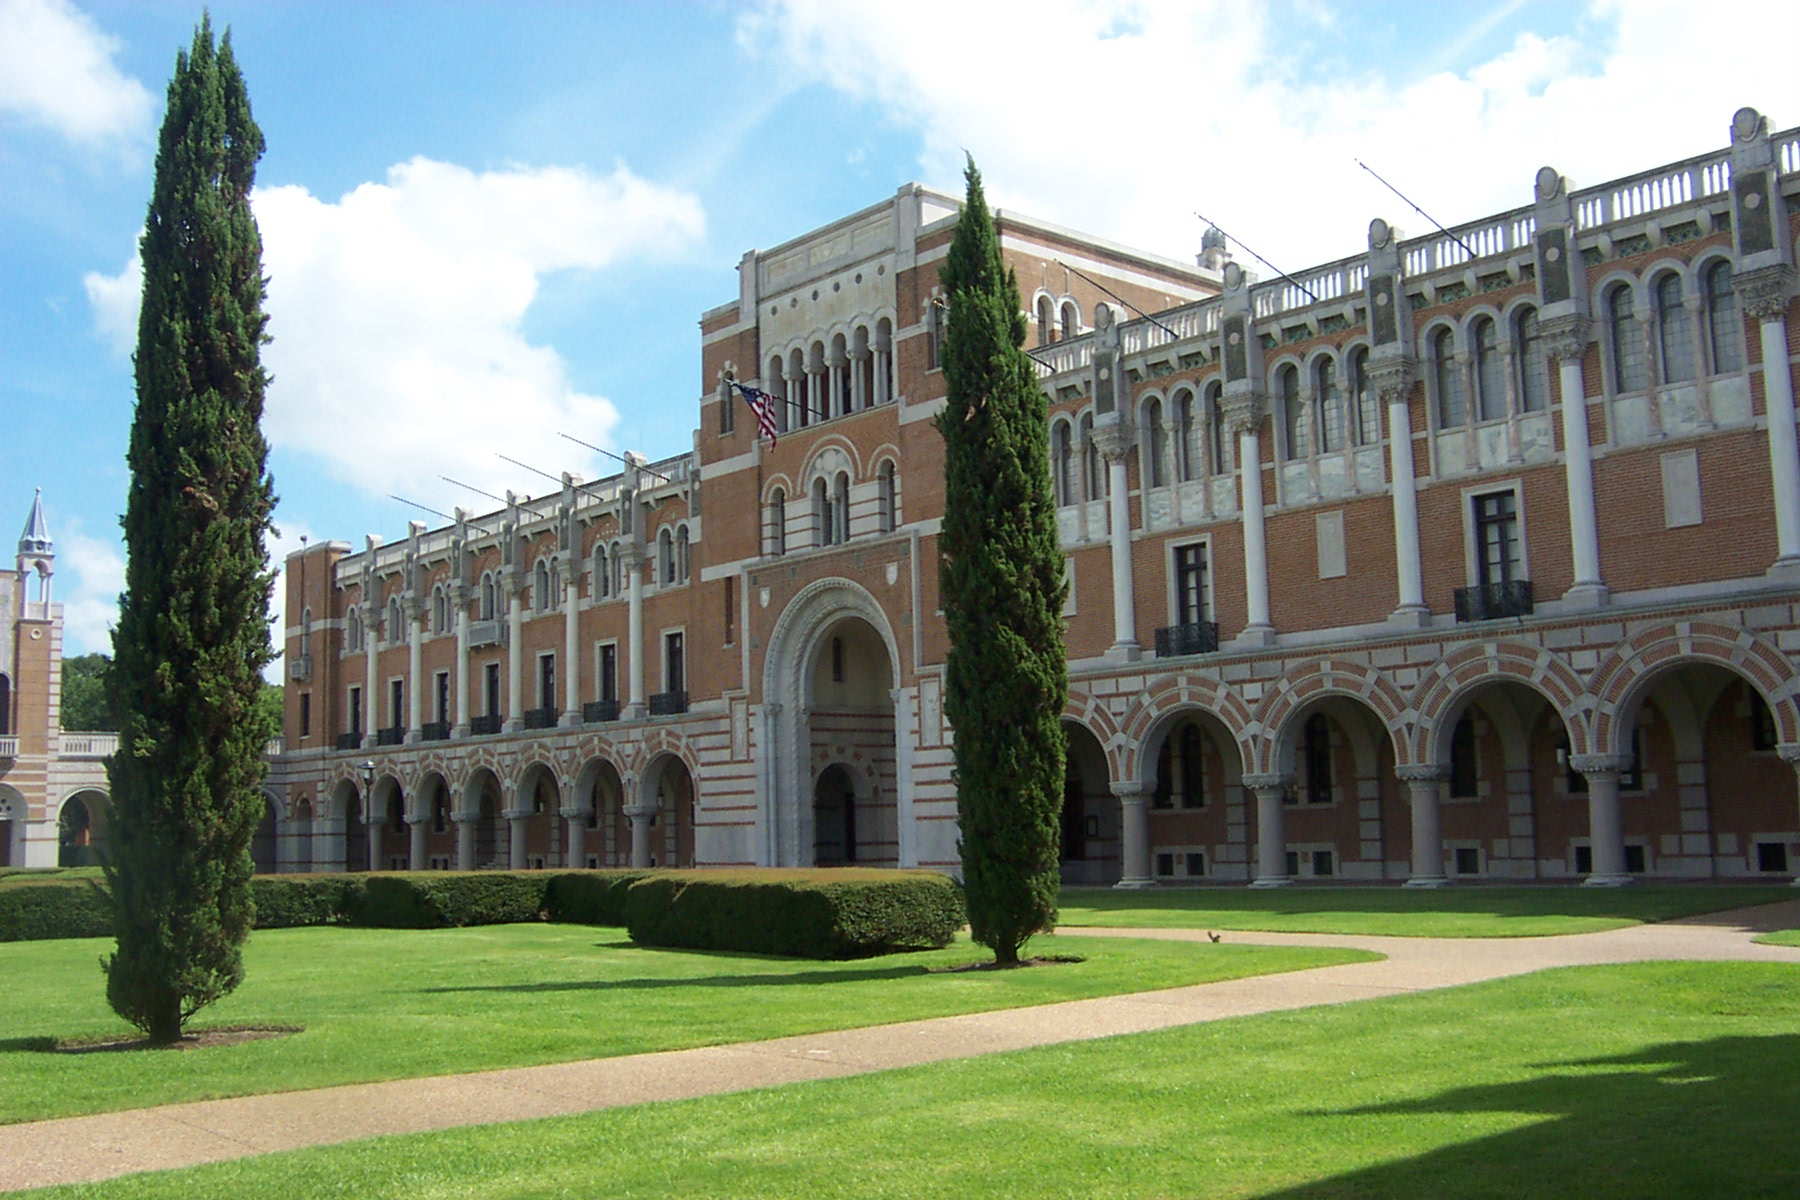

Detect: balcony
[583, 699, 621, 724]
[469, 714, 503, 736]
[60, 732, 120, 759]
[648, 690, 688, 716]
[0, 736, 17, 759]
[468, 619, 507, 649]
[1154, 621, 1220, 659]
[1454, 579, 1534, 623]
[288, 654, 312, 681]
[420, 721, 450, 742]
[523, 706, 559, 730]
[376, 726, 405, 747]
[335, 732, 362, 751]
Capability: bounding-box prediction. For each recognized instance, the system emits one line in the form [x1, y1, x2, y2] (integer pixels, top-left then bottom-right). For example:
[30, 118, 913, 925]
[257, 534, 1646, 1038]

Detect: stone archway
[1061, 720, 1119, 885]
[57, 790, 109, 868]
[0, 785, 24, 868]
[574, 756, 629, 868]
[639, 753, 696, 868]
[812, 762, 861, 866]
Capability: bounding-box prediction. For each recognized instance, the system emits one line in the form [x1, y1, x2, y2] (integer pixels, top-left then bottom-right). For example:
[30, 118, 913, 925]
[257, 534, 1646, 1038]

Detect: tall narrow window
[538, 653, 555, 710]
[1052, 423, 1074, 505]
[813, 478, 832, 546]
[1173, 543, 1208, 626]
[1473, 491, 1521, 587]
[1433, 327, 1466, 426]
[664, 632, 685, 694]
[1515, 307, 1549, 412]
[657, 529, 674, 585]
[435, 671, 449, 725]
[723, 576, 736, 645]
[1450, 716, 1478, 798]
[1706, 260, 1743, 373]
[769, 488, 786, 556]
[431, 587, 446, 634]
[1279, 365, 1305, 460]
[1610, 283, 1648, 392]
[348, 685, 363, 736]
[1349, 348, 1378, 445]
[348, 607, 363, 651]
[599, 644, 617, 703]
[390, 678, 403, 727]
[1145, 397, 1167, 487]
[484, 662, 500, 717]
[1655, 272, 1695, 384]
[1304, 714, 1333, 805]
[533, 560, 549, 610]
[1, 673, 13, 735]
[480, 573, 496, 621]
[879, 461, 897, 533]
[1473, 317, 1504, 421]
[834, 473, 850, 542]
[1037, 295, 1054, 346]
[1175, 389, 1200, 482]
[593, 545, 609, 598]
[388, 596, 402, 643]
[1206, 382, 1228, 473]
[927, 298, 946, 371]
[1081, 413, 1103, 500]
[676, 526, 690, 583]
[298, 692, 310, 738]
[1060, 300, 1078, 340]
[1314, 358, 1343, 453]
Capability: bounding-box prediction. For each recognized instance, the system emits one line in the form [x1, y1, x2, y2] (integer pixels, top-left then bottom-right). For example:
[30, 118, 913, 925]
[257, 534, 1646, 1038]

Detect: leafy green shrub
[624, 869, 964, 959]
[544, 870, 651, 926]
[250, 875, 363, 929]
[355, 872, 551, 928]
[0, 880, 114, 941]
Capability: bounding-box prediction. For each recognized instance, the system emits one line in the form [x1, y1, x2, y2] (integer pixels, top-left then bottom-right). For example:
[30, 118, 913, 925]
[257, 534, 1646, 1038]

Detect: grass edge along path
[1057, 883, 1798, 937]
[19, 961, 1800, 1200]
[1755, 928, 1800, 947]
[0, 925, 1372, 1125]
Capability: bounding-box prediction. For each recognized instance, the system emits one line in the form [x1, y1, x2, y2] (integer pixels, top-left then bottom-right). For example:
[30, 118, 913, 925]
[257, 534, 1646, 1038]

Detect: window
[813, 478, 832, 546]
[1610, 283, 1648, 393]
[347, 607, 363, 652]
[431, 587, 447, 634]
[1472, 490, 1521, 588]
[538, 653, 556, 710]
[480, 573, 496, 621]
[723, 576, 736, 645]
[1052, 422, 1075, 505]
[610, 544, 624, 595]
[657, 529, 674, 585]
[1156, 852, 1175, 877]
[484, 662, 501, 717]
[1655, 273, 1695, 384]
[1206, 382, 1228, 473]
[1472, 317, 1505, 422]
[1304, 714, 1333, 804]
[388, 596, 402, 643]
[1081, 413, 1104, 500]
[1450, 715, 1478, 798]
[1279, 364, 1305, 460]
[1311, 849, 1334, 877]
[768, 488, 786, 555]
[876, 317, 894, 403]
[300, 607, 312, 657]
[1173, 543, 1208, 627]
[299, 692, 311, 737]
[532, 560, 549, 610]
[1037, 295, 1055, 346]
[719, 374, 735, 434]
[1623, 844, 1647, 874]
[664, 631, 685, 693]
[1175, 389, 1200, 482]
[1060, 300, 1078, 340]
[1185, 851, 1206, 877]
[879, 461, 898, 533]
[677, 526, 690, 583]
[1454, 847, 1482, 876]
[1144, 397, 1167, 487]
[1514, 307, 1549, 413]
[927, 298, 946, 371]
[834, 473, 850, 542]
[434, 671, 449, 725]
[1433, 327, 1465, 427]
[1705, 260, 1743, 373]
[1757, 841, 1790, 873]
[593, 545, 609, 599]
[1750, 689, 1778, 751]
[348, 685, 362, 736]
[1348, 348, 1379, 444]
[790, 349, 808, 427]
[1314, 357, 1343, 453]
[389, 678, 403, 727]
[598, 644, 618, 704]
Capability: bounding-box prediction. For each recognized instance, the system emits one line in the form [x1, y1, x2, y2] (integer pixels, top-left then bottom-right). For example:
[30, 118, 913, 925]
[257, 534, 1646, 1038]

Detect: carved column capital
[1367, 356, 1415, 406]
[1109, 783, 1149, 803]
[1395, 764, 1448, 784]
[1567, 753, 1625, 778]
[1538, 315, 1592, 364]
[1736, 264, 1796, 320]
[1090, 420, 1136, 462]
[1240, 772, 1291, 791]
[1775, 743, 1800, 769]
[1221, 395, 1265, 435]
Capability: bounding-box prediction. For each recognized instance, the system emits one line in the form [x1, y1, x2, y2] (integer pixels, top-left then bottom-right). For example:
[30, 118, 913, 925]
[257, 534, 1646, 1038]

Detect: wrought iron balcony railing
[469, 714, 503, 735]
[1454, 579, 1534, 623]
[334, 732, 362, 751]
[584, 699, 621, 723]
[375, 725, 405, 746]
[420, 721, 450, 742]
[288, 654, 312, 681]
[468, 619, 507, 648]
[523, 706, 559, 730]
[1154, 621, 1220, 658]
[648, 690, 688, 716]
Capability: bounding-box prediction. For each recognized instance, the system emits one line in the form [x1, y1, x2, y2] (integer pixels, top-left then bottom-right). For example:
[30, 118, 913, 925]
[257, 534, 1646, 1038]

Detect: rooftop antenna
[1353, 158, 1478, 261]
[1053, 259, 1183, 341]
[388, 494, 494, 536]
[558, 433, 674, 484]
[495, 453, 625, 506]
[1193, 210, 1319, 304]
[438, 476, 555, 517]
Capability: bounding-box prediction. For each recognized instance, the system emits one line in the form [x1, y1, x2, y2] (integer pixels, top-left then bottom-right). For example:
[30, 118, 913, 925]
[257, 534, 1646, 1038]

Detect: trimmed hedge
[251, 875, 364, 929]
[624, 869, 964, 959]
[353, 872, 551, 928]
[544, 870, 650, 926]
[0, 879, 113, 941]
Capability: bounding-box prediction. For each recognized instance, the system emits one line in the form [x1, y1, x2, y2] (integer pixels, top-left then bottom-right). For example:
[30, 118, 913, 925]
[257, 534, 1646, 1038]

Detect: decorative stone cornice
[1537, 315, 1591, 364]
[1735, 264, 1796, 320]
[1567, 753, 1625, 777]
[1394, 764, 1448, 783]
[1240, 772, 1291, 791]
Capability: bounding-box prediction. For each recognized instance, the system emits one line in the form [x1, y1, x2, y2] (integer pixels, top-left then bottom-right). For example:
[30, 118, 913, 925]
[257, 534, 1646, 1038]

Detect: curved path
[5, 900, 1798, 1194]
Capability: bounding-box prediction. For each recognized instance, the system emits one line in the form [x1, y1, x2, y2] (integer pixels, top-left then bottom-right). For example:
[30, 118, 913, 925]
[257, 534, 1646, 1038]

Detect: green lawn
[1058, 884, 1798, 937]
[0, 924, 1369, 1124]
[1756, 928, 1800, 947]
[0, 866, 103, 887]
[33, 961, 1800, 1199]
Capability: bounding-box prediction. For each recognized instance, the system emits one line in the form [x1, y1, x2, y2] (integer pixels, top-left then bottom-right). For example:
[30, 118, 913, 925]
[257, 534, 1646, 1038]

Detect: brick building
[270, 106, 1800, 888]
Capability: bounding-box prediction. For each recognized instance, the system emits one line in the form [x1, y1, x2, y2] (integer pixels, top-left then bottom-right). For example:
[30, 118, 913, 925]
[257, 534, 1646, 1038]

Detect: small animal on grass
[1208, 931, 1222, 943]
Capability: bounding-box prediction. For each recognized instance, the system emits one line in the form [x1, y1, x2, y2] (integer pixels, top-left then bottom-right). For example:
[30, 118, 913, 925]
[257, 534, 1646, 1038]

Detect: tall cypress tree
[936, 158, 1067, 965]
[104, 17, 276, 1044]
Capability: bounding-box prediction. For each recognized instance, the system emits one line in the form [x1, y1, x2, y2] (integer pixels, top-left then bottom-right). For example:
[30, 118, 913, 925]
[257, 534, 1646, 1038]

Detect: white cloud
[739, 0, 1800, 276]
[82, 250, 138, 356]
[0, 0, 151, 145]
[57, 519, 124, 658]
[85, 157, 707, 498]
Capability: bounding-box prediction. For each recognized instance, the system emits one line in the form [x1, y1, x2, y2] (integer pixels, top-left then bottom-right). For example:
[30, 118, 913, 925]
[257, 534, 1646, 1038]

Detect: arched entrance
[252, 792, 279, 873]
[289, 797, 315, 871]
[415, 771, 455, 869]
[58, 790, 109, 867]
[574, 757, 629, 867]
[368, 775, 405, 871]
[0, 785, 24, 867]
[1062, 722, 1118, 885]
[512, 762, 561, 869]
[462, 767, 504, 869]
[325, 779, 363, 874]
[1266, 696, 1393, 882]
[642, 753, 695, 868]
[813, 763, 861, 865]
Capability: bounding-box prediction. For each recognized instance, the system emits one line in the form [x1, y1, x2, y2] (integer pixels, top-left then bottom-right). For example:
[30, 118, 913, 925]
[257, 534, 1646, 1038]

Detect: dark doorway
[813, 764, 857, 866]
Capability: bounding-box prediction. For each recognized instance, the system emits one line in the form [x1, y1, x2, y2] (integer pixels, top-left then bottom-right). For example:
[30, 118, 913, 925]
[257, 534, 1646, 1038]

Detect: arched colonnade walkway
[1065, 625, 1800, 887]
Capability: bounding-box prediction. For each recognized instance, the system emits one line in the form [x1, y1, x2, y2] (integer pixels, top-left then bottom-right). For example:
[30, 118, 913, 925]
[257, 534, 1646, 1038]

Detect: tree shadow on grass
[420, 962, 932, 994]
[1254, 1034, 1800, 1199]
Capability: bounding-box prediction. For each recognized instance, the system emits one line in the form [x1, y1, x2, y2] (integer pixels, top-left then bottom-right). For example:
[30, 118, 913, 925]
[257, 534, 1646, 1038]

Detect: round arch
[1119, 674, 1254, 790]
[639, 750, 696, 868]
[1588, 622, 1800, 758]
[1251, 661, 1410, 776]
[1408, 641, 1588, 765]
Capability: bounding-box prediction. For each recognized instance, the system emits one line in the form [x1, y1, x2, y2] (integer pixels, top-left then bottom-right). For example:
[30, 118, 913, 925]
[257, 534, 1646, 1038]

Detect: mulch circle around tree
[50, 1025, 302, 1054]
[934, 955, 1086, 973]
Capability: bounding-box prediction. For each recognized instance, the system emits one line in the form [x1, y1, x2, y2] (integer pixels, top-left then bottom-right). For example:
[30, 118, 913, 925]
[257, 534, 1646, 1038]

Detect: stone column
[362, 603, 378, 748]
[626, 802, 657, 868]
[560, 562, 581, 726]
[1740, 269, 1800, 570]
[1397, 765, 1448, 887]
[1237, 427, 1274, 645]
[562, 804, 587, 868]
[850, 347, 869, 411]
[827, 349, 845, 418]
[1571, 754, 1632, 886]
[1373, 361, 1426, 624]
[453, 812, 474, 871]
[505, 573, 525, 731]
[891, 687, 918, 868]
[365, 818, 383, 874]
[623, 545, 647, 719]
[506, 808, 529, 870]
[1244, 772, 1290, 887]
[408, 816, 427, 871]
[452, 583, 470, 738]
[1546, 318, 1606, 605]
[406, 601, 423, 741]
[1092, 423, 1139, 660]
[1113, 786, 1153, 888]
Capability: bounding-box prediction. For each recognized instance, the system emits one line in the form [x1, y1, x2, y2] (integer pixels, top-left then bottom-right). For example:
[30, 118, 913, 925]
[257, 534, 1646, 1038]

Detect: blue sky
[3, 0, 1796, 669]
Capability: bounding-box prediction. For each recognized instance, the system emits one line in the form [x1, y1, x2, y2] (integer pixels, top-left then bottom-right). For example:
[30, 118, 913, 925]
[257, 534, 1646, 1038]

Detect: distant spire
[18, 488, 52, 557]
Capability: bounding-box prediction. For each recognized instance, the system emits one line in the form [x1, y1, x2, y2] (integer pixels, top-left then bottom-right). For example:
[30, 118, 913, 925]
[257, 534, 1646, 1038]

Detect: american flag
[733, 380, 780, 447]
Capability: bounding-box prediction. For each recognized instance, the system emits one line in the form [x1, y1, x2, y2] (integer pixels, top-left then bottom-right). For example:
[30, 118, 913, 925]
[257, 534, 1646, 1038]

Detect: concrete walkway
[5, 900, 1798, 1194]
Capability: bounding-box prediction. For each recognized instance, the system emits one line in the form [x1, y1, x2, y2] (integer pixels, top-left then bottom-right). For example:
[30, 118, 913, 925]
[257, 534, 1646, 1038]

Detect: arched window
[387, 596, 402, 642]
[853, 325, 873, 412]
[829, 332, 850, 418]
[593, 544, 609, 599]
[1348, 348, 1378, 444]
[1314, 357, 1343, 453]
[1514, 308, 1548, 413]
[926, 299, 945, 371]
[1433, 327, 1465, 427]
[813, 478, 832, 546]
[1279, 364, 1305, 460]
[480, 572, 496, 621]
[1052, 422, 1074, 505]
[1060, 300, 1078, 340]
[1705, 260, 1743, 374]
[348, 606, 363, 652]
[431, 588, 447, 634]
[1037, 295, 1055, 346]
[1094, 302, 1112, 328]
[1175, 388, 1200, 482]
[1144, 397, 1167, 488]
[768, 488, 786, 556]
[1206, 381, 1228, 473]
[768, 355, 789, 433]
[1080, 412, 1103, 500]
[834, 472, 850, 541]
[790, 348, 808, 428]
[533, 559, 550, 610]
[875, 317, 894, 403]
[676, 526, 690, 583]
[0, 673, 10, 736]
[879, 461, 898, 533]
[300, 606, 312, 656]
[610, 543, 624, 595]
[1655, 272, 1695, 384]
[1472, 317, 1504, 422]
[657, 528, 674, 584]
[809, 340, 827, 420]
[1609, 283, 1648, 393]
